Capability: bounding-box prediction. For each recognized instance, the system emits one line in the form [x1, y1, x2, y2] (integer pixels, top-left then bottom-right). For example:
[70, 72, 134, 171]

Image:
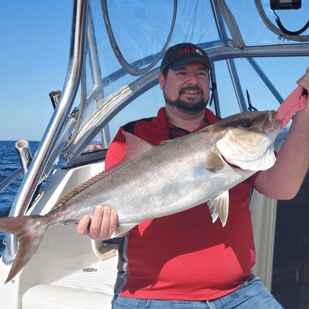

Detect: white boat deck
[22, 253, 118, 309]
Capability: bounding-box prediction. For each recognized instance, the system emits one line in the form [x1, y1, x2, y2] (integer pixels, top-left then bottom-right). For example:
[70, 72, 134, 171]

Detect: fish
[0, 110, 281, 283]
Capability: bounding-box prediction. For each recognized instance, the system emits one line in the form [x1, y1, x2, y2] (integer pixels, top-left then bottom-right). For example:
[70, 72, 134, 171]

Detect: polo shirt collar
[152, 107, 219, 134]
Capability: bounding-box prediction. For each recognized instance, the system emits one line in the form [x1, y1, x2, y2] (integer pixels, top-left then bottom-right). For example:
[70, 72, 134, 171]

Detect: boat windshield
[60, 0, 309, 167]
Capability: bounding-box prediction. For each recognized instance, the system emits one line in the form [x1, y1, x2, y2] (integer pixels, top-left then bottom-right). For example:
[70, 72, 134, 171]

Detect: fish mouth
[263, 111, 281, 132]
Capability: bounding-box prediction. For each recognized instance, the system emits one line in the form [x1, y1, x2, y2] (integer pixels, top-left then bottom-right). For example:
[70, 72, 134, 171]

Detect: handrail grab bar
[2, 0, 89, 265]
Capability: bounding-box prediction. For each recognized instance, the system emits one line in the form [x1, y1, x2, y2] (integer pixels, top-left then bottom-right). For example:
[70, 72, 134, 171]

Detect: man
[77, 43, 309, 308]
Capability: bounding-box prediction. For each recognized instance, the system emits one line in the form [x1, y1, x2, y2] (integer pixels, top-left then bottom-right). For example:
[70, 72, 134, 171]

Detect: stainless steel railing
[2, 0, 89, 265]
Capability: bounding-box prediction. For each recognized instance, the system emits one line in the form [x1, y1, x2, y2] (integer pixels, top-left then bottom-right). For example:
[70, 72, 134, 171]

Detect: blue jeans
[111, 277, 283, 308]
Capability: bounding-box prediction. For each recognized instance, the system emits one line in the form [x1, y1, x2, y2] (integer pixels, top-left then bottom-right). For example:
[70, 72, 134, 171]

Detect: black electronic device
[270, 0, 301, 10]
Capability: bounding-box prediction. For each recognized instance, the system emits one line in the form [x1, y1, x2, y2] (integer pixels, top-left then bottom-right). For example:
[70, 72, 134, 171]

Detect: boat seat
[22, 255, 118, 309]
[22, 285, 113, 309]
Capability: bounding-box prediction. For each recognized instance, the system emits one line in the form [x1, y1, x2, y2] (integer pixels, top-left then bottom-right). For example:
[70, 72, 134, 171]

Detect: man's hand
[297, 67, 309, 91]
[77, 206, 118, 240]
[89, 144, 104, 152]
[297, 67, 309, 112]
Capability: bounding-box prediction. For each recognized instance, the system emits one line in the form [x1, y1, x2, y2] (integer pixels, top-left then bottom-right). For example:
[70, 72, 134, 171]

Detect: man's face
[158, 62, 210, 115]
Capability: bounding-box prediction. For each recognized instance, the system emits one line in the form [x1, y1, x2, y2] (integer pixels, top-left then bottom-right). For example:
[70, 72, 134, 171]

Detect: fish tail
[0, 215, 48, 283]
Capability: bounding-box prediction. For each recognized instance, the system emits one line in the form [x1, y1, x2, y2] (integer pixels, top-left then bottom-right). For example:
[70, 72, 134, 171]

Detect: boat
[0, 0, 308, 308]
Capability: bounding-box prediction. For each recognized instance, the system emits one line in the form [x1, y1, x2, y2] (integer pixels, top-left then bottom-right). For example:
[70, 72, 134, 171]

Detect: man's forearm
[255, 103, 309, 200]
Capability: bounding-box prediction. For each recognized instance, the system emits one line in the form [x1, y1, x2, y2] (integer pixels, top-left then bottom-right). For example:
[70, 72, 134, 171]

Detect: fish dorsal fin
[122, 131, 154, 158]
[53, 132, 154, 210]
[207, 191, 229, 227]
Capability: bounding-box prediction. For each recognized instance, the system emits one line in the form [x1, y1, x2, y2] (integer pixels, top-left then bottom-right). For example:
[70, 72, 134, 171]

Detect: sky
[1, 0, 309, 142]
[0, 1, 72, 141]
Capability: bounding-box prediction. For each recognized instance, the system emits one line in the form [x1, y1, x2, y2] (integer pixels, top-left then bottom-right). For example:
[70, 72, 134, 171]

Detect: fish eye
[240, 119, 252, 129]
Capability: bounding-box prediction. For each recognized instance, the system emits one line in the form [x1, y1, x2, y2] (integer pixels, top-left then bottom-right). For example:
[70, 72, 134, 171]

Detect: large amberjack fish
[0, 110, 280, 282]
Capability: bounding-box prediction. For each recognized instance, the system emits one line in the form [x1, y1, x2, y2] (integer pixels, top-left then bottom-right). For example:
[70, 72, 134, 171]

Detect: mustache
[179, 86, 204, 96]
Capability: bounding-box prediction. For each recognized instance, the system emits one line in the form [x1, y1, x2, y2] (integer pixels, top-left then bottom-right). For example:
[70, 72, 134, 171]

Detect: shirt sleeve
[247, 171, 261, 187]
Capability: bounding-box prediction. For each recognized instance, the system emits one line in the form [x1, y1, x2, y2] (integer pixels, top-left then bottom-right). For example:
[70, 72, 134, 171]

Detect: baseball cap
[160, 43, 212, 73]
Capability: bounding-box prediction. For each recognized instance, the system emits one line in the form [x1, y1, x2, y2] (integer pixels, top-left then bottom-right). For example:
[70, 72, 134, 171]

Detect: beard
[163, 86, 209, 115]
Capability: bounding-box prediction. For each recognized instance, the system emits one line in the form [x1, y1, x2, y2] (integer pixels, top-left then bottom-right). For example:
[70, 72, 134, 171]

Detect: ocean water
[0, 141, 40, 255]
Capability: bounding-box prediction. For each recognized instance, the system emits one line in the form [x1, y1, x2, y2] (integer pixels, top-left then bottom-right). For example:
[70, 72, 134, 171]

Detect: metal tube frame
[65, 4, 111, 155]
[87, 7, 111, 148]
[2, 0, 89, 265]
[0, 169, 23, 195]
[211, 0, 248, 112]
[15, 140, 33, 175]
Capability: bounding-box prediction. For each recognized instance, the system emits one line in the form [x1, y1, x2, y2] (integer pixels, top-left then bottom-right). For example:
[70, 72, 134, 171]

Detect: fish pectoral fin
[111, 223, 137, 238]
[207, 191, 229, 227]
[204, 151, 225, 172]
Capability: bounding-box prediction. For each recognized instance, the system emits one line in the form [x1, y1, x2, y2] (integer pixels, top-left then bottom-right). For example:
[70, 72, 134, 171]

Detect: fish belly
[104, 159, 246, 226]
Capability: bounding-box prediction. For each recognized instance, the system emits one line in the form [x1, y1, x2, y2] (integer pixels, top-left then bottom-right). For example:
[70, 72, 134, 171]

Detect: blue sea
[0, 141, 40, 255]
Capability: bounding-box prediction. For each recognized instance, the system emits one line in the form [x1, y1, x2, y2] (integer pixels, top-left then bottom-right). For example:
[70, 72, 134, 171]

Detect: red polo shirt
[106, 107, 257, 301]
